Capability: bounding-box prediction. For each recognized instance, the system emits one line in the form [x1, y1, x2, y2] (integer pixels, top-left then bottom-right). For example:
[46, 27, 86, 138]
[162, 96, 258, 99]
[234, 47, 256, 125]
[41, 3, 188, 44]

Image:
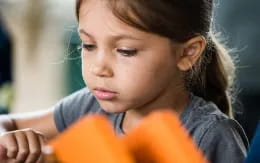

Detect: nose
[91, 51, 114, 78]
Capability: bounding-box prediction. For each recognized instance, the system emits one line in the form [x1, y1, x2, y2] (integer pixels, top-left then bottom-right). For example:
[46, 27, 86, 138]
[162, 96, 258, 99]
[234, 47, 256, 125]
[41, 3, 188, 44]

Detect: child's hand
[0, 128, 46, 163]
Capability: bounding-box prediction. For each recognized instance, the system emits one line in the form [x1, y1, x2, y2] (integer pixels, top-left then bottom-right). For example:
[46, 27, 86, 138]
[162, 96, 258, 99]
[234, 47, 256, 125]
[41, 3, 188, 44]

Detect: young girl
[0, 0, 248, 162]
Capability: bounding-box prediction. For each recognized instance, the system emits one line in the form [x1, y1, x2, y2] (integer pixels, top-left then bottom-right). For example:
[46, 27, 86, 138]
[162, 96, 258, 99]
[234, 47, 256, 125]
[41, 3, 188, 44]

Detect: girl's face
[78, 0, 185, 113]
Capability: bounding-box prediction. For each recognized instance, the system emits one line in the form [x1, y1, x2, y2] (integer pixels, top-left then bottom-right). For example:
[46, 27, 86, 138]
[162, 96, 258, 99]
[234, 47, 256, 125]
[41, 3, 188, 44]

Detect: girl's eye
[82, 43, 96, 51]
[117, 49, 138, 56]
[80, 43, 137, 56]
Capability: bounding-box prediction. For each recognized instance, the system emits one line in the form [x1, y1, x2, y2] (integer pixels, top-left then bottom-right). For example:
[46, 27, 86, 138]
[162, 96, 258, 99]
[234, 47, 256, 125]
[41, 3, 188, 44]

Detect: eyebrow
[78, 28, 143, 41]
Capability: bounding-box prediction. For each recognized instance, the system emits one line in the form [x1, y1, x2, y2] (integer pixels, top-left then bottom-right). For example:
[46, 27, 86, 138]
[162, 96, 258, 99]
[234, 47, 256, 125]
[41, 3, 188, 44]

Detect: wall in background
[0, 0, 77, 113]
[215, 0, 260, 140]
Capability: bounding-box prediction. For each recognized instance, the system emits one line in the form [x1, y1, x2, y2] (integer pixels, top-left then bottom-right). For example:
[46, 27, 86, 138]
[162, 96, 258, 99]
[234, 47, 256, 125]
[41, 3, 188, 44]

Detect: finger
[0, 144, 8, 160]
[14, 131, 29, 162]
[38, 133, 48, 156]
[1, 133, 18, 159]
[6, 158, 17, 163]
[34, 131, 47, 143]
[36, 135, 47, 163]
[42, 146, 58, 163]
[25, 130, 42, 163]
[38, 135, 47, 147]
[32, 131, 47, 163]
[36, 154, 44, 163]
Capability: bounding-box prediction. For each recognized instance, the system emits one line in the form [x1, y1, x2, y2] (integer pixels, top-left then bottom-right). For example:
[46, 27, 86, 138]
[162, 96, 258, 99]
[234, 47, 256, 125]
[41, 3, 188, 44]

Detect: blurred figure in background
[0, 0, 75, 113]
[244, 122, 260, 163]
[0, 17, 12, 114]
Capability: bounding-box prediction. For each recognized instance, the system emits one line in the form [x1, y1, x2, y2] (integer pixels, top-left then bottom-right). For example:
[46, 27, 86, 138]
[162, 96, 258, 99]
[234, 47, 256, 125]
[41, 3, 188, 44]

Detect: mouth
[93, 87, 117, 100]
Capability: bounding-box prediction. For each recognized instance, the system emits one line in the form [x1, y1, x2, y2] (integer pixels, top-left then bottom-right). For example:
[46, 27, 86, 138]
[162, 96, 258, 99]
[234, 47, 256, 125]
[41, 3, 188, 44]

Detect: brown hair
[76, 0, 235, 117]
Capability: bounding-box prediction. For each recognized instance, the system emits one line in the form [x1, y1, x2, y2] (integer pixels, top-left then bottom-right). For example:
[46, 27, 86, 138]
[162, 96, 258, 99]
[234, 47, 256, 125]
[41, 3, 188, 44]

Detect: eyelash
[81, 44, 96, 51]
[81, 43, 138, 56]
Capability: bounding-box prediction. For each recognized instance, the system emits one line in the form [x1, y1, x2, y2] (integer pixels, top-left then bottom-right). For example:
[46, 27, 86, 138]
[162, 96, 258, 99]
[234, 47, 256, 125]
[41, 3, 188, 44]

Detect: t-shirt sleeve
[198, 119, 249, 163]
[53, 88, 100, 132]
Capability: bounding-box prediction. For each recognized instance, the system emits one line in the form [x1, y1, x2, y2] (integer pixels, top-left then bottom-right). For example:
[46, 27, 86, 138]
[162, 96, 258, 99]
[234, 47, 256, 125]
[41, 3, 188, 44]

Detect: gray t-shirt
[53, 88, 249, 163]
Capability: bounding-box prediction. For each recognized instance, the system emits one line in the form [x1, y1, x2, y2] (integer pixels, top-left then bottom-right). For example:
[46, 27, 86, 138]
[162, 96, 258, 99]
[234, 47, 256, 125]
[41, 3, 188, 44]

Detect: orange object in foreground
[122, 110, 208, 163]
[47, 110, 208, 163]
[48, 115, 134, 163]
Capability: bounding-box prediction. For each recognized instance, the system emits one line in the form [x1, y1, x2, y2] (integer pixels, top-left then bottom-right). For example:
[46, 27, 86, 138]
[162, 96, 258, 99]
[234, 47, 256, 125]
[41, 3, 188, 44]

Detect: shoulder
[55, 87, 102, 113]
[182, 95, 249, 163]
[53, 88, 123, 133]
[181, 95, 229, 136]
[197, 117, 249, 163]
[56, 88, 94, 108]
[53, 88, 102, 132]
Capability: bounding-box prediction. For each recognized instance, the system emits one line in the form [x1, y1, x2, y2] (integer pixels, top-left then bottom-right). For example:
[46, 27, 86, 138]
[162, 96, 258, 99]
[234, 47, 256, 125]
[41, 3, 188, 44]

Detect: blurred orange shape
[48, 115, 134, 163]
[122, 110, 208, 163]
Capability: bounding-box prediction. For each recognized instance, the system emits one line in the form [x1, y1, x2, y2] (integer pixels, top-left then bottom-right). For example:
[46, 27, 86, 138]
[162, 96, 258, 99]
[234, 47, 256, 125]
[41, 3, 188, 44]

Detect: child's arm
[0, 108, 58, 162]
[7, 109, 59, 139]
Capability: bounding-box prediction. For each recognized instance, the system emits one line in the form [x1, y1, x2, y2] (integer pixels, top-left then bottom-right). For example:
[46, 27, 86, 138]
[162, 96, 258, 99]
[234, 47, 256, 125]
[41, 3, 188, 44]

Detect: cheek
[81, 54, 92, 84]
[116, 56, 177, 96]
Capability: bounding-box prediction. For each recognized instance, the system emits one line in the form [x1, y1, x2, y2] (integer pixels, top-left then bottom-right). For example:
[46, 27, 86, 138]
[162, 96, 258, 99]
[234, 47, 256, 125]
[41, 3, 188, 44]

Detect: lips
[93, 87, 117, 100]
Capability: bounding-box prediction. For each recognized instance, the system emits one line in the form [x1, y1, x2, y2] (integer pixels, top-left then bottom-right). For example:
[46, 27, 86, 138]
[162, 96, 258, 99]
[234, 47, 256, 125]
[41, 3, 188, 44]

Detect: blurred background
[0, 0, 259, 142]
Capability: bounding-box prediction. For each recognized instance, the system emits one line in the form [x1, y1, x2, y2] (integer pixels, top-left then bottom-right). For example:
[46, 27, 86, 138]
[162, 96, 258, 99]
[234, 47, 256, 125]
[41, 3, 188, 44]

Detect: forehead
[78, 0, 148, 39]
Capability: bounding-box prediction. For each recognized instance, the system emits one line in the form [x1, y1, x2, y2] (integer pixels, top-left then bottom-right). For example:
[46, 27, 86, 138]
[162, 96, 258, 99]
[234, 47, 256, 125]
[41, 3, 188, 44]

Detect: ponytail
[186, 33, 235, 117]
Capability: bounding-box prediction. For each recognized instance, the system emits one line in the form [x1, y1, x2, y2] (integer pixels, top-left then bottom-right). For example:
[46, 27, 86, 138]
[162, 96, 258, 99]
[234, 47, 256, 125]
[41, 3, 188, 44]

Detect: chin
[99, 102, 128, 114]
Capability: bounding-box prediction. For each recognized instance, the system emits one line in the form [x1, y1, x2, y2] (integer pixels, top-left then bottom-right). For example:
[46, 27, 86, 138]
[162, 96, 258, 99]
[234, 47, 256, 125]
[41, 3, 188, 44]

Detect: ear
[177, 36, 207, 71]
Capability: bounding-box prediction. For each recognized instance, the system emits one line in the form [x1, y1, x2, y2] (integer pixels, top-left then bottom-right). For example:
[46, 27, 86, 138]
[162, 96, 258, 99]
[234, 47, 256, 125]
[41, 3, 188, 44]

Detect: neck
[122, 89, 190, 133]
